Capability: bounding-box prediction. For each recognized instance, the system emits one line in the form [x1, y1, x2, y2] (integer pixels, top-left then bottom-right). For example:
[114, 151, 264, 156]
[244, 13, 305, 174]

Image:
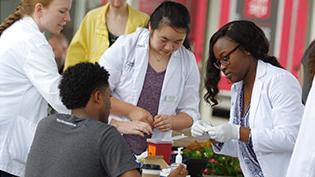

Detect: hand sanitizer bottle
[171, 147, 184, 171]
[162, 147, 187, 177]
[175, 147, 183, 164]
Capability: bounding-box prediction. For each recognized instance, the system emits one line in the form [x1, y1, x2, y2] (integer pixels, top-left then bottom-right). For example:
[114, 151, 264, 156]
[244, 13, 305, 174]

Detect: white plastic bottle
[162, 147, 188, 177]
[171, 147, 184, 171]
[175, 147, 183, 164]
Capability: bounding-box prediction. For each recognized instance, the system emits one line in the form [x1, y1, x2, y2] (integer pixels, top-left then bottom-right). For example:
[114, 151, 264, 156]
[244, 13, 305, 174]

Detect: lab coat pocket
[119, 60, 136, 87]
[256, 152, 289, 177]
[8, 116, 37, 164]
[255, 152, 272, 177]
[163, 95, 177, 103]
[308, 154, 315, 176]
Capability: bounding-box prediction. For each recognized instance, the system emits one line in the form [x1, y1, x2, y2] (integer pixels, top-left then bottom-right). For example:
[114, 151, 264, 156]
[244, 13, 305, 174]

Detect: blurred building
[1, 0, 315, 123]
[201, 0, 315, 124]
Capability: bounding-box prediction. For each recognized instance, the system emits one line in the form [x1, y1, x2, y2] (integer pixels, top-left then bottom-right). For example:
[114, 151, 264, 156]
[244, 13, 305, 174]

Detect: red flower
[209, 158, 218, 164]
[203, 168, 208, 174]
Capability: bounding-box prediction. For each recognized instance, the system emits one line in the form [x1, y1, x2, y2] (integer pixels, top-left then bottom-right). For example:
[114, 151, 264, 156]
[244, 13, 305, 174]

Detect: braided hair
[0, 0, 53, 36]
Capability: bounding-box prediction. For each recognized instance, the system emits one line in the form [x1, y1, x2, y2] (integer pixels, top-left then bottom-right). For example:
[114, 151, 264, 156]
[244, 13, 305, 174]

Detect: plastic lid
[147, 138, 172, 144]
[142, 164, 161, 170]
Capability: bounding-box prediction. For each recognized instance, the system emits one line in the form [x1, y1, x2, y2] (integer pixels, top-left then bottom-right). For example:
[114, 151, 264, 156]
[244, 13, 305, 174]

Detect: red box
[147, 139, 172, 164]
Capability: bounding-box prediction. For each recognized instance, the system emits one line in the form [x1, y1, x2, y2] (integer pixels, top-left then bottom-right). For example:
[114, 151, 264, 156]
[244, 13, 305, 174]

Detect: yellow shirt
[64, 4, 149, 70]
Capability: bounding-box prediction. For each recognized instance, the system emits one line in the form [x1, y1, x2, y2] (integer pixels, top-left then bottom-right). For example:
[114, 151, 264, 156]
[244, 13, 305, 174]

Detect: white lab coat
[214, 60, 304, 177]
[99, 28, 200, 139]
[0, 17, 69, 176]
[286, 77, 315, 177]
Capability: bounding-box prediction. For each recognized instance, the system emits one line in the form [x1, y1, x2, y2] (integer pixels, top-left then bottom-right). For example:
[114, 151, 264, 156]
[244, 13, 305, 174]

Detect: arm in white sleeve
[212, 140, 238, 158]
[98, 36, 126, 91]
[286, 80, 315, 177]
[252, 73, 304, 153]
[24, 43, 69, 114]
[176, 52, 200, 123]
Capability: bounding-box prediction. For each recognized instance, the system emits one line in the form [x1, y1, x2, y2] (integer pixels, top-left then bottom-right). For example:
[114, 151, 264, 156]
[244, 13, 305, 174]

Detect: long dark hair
[204, 20, 282, 106]
[149, 1, 191, 50]
[305, 41, 315, 83]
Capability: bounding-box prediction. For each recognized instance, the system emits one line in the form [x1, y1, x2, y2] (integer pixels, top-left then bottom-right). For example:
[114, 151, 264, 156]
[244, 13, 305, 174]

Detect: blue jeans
[0, 171, 17, 177]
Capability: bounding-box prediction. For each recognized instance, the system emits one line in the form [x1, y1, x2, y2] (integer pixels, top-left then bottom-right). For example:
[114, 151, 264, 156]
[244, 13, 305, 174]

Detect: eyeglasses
[213, 45, 240, 69]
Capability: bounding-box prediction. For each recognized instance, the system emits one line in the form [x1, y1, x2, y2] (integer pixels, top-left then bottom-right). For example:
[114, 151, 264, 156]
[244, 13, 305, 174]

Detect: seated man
[25, 63, 186, 177]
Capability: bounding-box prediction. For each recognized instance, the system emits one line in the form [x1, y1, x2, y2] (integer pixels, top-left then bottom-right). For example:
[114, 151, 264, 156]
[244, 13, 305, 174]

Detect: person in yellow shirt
[64, 0, 149, 70]
[48, 33, 68, 73]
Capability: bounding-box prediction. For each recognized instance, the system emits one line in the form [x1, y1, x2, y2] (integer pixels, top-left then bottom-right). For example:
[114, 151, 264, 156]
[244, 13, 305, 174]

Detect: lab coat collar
[249, 60, 267, 126]
[256, 60, 268, 79]
[21, 16, 42, 34]
[161, 50, 180, 92]
[136, 28, 149, 47]
[231, 60, 267, 127]
[133, 29, 150, 102]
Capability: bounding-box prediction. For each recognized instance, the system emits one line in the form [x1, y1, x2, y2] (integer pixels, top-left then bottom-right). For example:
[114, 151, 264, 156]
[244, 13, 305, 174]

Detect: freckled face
[37, 0, 72, 34]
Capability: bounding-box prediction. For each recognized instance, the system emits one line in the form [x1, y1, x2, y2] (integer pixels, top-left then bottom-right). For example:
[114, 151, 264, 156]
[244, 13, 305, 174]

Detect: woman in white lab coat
[0, 0, 71, 176]
[191, 20, 303, 177]
[99, 1, 200, 155]
[286, 43, 315, 177]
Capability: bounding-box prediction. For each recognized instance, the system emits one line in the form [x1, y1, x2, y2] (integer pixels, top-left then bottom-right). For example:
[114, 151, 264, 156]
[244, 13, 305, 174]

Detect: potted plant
[182, 141, 243, 177]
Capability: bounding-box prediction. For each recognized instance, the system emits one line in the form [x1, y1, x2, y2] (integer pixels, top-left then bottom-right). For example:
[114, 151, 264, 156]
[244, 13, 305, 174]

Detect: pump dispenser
[164, 147, 186, 177]
[175, 147, 183, 164]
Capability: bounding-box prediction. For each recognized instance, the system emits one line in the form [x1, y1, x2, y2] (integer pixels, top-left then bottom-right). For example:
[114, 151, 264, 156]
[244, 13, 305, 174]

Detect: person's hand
[128, 107, 153, 125]
[153, 115, 172, 132]
[191, 120, 213, 137]
[168, 164, 188, 177]
[114, 120, 152, 137]
[207, 123, 240, 143]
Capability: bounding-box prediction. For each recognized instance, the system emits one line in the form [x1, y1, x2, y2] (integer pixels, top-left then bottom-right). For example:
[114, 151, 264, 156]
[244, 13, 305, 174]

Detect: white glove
[191, 120, 213, 137]
[207, 123, 240, 143]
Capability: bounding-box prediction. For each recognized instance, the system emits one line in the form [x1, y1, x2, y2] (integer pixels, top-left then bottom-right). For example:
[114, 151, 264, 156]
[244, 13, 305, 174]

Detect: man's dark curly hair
[59, 62, 110, 109]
